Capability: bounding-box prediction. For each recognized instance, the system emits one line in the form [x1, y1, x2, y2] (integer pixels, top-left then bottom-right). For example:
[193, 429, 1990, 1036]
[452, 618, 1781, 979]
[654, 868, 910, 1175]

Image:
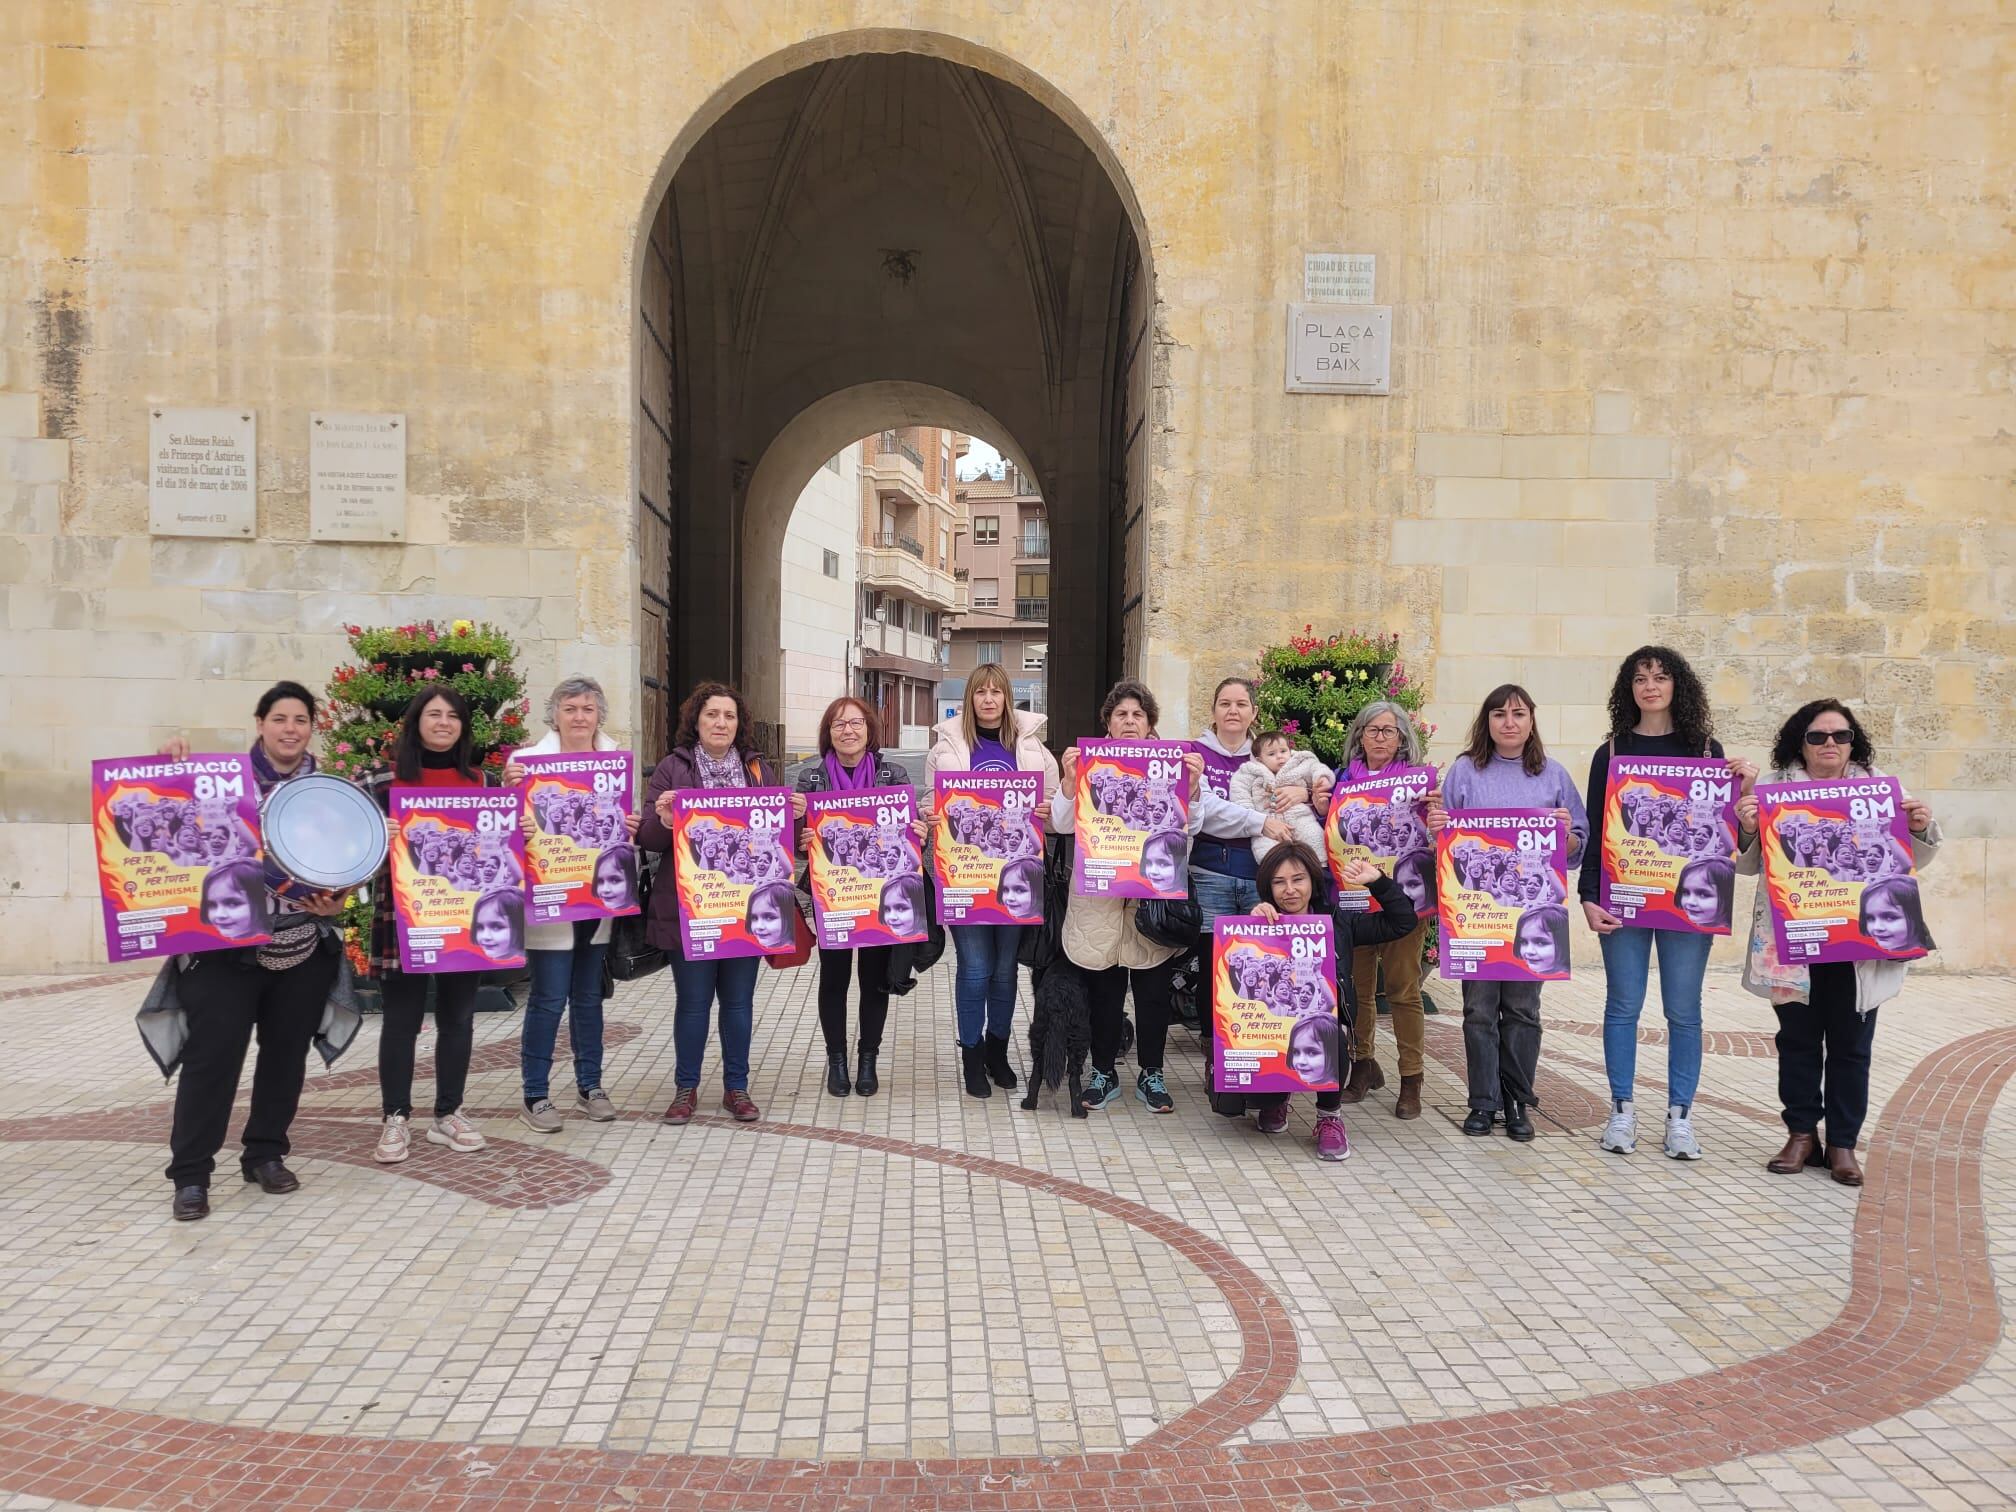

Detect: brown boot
[1339, 1058, 1385, 1105]
[1766, 1131, 1819, 1174]
[1825, 1145, 1863, 1187]
[1394, 1074, 1423, 1120]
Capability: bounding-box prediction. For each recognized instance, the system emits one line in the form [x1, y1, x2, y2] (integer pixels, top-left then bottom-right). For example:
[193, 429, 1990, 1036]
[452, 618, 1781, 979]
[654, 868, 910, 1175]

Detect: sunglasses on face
[1804, 729, 1854, 746]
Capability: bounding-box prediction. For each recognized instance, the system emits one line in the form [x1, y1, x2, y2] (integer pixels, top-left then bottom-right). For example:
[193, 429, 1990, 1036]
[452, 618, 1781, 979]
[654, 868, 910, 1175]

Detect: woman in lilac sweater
[1427, 684, 1588, 1142]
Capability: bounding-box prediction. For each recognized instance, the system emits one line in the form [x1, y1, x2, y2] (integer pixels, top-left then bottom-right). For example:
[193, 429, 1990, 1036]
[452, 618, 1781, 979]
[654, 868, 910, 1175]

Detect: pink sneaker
[1315, 1113, 1352, 1162]
[1256, 1101, 1289, 1135]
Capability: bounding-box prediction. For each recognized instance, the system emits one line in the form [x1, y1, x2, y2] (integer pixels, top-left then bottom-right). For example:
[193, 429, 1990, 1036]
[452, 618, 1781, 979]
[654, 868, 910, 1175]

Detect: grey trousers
[1462, 979, 1543, 1112]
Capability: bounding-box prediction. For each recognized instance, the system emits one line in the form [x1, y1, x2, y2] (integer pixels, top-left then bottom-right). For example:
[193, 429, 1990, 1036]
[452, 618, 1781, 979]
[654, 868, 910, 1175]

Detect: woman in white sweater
[503, 677, 638, 1132]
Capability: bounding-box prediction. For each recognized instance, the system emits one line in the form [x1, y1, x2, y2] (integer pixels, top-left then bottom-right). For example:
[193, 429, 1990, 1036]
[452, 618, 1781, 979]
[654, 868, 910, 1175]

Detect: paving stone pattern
[0, 960, 2010, 1509]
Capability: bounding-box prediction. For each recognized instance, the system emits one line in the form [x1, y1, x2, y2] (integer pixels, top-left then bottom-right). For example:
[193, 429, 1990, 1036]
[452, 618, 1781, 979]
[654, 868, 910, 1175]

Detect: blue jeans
[950, 924, 1022, 1045]
[668, 949, 760, 1091]
[521, 924, 609, 1102]
[1191, 868, 1259, 933]
[1599, 925, 1712, 1107]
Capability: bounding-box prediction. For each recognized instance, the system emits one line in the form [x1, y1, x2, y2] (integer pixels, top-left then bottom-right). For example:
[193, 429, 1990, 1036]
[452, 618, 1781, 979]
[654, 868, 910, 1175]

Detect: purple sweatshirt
[1441, 753, 1590, 865]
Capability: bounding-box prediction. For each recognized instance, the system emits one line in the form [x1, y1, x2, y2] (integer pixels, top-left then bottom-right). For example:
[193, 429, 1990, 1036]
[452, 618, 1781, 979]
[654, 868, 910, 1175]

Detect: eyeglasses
[1803, 729, 1854, 746]
[831, 719, 868, 732]
[1362, 725, 1402, 739]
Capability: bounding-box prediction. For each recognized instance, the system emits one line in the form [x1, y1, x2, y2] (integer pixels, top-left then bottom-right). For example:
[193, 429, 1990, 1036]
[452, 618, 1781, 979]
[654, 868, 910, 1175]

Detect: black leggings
[1087, 955, 1178, 1075]
[378, 971, 479, 1118]
[816, 946, 892, 1056]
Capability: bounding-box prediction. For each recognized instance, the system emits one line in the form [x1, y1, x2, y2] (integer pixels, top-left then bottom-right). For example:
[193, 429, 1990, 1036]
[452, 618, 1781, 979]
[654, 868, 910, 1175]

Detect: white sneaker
[1664, 1105, 1702, 1161]
[427, 1109, 487, 1152]
[373, 1114, 411, 1164]
[1600, 1100, 1637, 1155]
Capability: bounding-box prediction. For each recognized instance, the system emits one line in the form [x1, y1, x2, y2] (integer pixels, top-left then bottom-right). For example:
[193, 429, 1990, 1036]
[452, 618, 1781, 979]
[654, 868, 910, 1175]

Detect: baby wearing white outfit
[1232, 735, 1331, 862]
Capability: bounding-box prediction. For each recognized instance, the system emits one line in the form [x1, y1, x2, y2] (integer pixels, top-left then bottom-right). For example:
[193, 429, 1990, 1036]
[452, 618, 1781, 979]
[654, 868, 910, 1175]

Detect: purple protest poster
[1598, 755, 1739, 934]
[91, 754, 269, 962]
[389, 787, 527, 973]
[518, 750, 638, 925]
[804, 787, 926, 950]
[1071, 739, 1190, 899]
[1324, 762, 1437, 914]
[932, 771, 1045, 925]
[1435, 809, 1571, 982]
[1758, 774, 1929, 964]
[668, 787, 796, 959]
[1211, 914, 1341, 1093]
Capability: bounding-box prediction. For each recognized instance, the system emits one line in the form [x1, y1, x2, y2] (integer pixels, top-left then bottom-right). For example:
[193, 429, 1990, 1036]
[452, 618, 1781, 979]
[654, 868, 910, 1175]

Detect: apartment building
[778, 441, 862, 756]
[946, 462, 1048, 713]
[855, 426, 968, 748]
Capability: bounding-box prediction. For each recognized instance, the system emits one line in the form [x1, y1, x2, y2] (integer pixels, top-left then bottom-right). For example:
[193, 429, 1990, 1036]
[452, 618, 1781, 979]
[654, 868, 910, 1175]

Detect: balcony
[1015, 532, 1050, 559]
[1014, 596, 1049, 622]
[877, 431, 925, 468]
[874, 529, 925, 559]
[861, 438, 932, 507]
[860, 544, 967, 614]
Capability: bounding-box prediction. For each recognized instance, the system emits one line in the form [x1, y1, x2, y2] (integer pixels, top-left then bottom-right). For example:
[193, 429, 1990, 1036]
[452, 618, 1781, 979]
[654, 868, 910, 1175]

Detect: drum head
[262, 774, 388, 892]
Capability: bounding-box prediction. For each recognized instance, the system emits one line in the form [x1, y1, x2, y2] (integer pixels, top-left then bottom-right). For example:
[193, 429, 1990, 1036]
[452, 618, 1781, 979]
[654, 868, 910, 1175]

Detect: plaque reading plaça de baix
[310, 412, 407, 541]
[148, 407, 256, 538]
[1284, 303, 1392, 395]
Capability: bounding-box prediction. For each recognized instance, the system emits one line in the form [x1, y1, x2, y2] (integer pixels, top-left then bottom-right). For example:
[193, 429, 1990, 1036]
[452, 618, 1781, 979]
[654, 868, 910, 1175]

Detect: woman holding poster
[1734, 699, 1940, 1188]
[1427, 685, 1587, 1143]
[795, 696, 918, 1099]
[1579, 647, 1755, 1161]
[638, 681, 782, 1126]
[1235, 841, 1419, 1160]
[1051, 679, 1204, 1115]
[502, 676, 638, 1134]
[362, 687, 497, 1165]
[1330, 701, 1435, 1119]
[928, 664, 1059, 1099]
[151, 681, 347, 1222]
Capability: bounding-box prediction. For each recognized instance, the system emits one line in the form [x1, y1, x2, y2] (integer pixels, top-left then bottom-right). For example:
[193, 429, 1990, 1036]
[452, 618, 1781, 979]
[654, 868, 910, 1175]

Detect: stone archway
[633, 35, 1154, 764]
[736, 382, 1036, 737]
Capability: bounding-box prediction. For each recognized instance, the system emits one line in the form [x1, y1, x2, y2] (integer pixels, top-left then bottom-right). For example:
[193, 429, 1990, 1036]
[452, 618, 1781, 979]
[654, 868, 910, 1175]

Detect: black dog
[1021, 960, 1133, 1117]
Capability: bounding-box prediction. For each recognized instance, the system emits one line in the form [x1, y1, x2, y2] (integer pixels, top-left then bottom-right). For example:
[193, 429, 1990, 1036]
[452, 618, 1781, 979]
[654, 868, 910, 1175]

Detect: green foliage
[1251, 626, 1431, 771]
[320, 619, 530, 780]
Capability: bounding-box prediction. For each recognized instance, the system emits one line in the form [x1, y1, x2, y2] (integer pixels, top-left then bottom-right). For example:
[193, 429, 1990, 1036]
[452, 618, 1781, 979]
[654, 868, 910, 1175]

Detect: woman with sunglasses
[1733, 699, 1939, 1187]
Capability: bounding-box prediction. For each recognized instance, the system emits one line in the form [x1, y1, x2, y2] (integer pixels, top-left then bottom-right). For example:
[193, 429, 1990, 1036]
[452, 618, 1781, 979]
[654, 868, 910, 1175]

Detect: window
[907, 601, 921, 632]
[939, 527, 950, 564]
[924, 611, 938, 638]
[825, 453, 841, 475]
[1022, 644, 1047, 671]
[972, 577, 999, 608]
[974, 515, 999, 544]
[976, 640, 1003, 665]
[822, 549, 840, 579]
[1015, 570, 1048, 598]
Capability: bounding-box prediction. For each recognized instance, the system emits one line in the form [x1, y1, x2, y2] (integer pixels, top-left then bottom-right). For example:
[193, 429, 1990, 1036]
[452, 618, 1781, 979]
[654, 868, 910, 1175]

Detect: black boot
[983, 1032, 1019, 1090]
[826, 1051, 851, 1097]
[855, 1049, 880, 1097]
[960, 1042, 993, 1099]
[1504, 1102, 1535, 1141]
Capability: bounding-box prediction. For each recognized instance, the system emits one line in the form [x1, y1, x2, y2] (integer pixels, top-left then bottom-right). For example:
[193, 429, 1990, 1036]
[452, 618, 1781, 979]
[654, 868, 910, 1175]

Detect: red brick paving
[0, 1023, 2008, 1508]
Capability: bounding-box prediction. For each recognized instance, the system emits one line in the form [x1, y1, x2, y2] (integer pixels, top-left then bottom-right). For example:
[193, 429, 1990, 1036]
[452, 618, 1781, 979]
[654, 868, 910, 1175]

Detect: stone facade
[3, 4, 2009, 972]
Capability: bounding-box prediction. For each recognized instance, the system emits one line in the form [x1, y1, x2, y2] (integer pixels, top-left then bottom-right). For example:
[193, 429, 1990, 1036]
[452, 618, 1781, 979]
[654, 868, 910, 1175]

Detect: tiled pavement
[0, 958, 2010, 1510]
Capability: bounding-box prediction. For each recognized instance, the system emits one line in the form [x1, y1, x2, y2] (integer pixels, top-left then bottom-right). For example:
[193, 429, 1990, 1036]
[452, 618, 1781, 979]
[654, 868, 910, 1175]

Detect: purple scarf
[823, 749, 877, 792]
[249, 739, 317, 797]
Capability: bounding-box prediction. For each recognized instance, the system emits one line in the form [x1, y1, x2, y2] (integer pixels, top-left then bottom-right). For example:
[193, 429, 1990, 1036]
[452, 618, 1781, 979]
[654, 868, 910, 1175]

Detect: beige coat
[926, 708, 1060, 796]
[1047, 780, 1188, 972]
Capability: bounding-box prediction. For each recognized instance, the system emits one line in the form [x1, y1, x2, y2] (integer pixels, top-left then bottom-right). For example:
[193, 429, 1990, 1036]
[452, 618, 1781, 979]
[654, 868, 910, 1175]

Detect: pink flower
[422, 667, 439, 680]
[336, 742, 353, 754]
[461, 662, 475, 673]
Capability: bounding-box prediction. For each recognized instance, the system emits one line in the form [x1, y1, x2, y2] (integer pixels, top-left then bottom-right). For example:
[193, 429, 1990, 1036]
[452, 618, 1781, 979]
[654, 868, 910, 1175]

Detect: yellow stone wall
[3, 3, 2009, 971]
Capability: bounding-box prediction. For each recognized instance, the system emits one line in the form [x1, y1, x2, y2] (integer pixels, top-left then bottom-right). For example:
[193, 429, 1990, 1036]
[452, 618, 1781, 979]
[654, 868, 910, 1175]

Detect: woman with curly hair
[636, 680, 782, 1126]
[1579, 646, 1756, 1161]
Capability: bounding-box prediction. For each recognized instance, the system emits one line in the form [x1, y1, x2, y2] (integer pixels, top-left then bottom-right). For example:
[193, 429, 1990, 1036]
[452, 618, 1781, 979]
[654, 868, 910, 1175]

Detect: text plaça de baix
[99, 760, 243, 782]
[401, 794, 519, 810]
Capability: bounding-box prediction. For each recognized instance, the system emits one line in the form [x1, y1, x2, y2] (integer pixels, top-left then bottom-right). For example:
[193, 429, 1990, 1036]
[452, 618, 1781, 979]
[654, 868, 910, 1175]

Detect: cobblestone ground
[0, 958, 2010, 1510]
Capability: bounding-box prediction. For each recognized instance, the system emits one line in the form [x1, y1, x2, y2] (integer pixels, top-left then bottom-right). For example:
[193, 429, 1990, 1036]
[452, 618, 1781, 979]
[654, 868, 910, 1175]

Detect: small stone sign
[1303, 252, 1376, 303]
[1285, 304, 1392, 395]
[148, 407, 256, 537]
[310, 412, 407, 541]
